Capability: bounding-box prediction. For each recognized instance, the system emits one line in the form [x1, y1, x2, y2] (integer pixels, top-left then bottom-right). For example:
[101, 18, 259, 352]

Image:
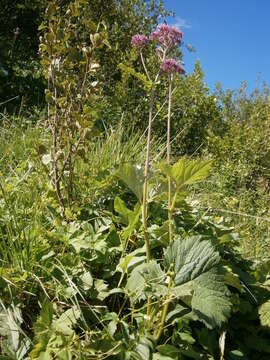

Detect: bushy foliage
[153, 62, 222, 157]
[0, 0, 170, 112]
[0, 0, 46, 109]
[203, 82, 270, 258]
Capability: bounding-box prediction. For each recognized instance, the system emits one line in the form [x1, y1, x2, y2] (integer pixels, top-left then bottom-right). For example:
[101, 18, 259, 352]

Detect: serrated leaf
[118, 254, 146, 274]
[149, 222, 169, 248]
[166, 304, 190, 323]
[163, 237, 230, 328]
[159, 158, 212, 190]
[114, 196, 132, 225]
[259, 299, 270, 327]
[79, 271, 93, 290]
[192, 268, 231, 329]
[136, 337, 153, 360]
[69, 232, 106, 254]
[164, 236, 220, 286]
[126, 261, 166, 303]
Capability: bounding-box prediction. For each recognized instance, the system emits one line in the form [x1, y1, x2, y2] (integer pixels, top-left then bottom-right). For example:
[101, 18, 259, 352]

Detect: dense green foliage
[1, 1, 270, 359]
[0, 0, 45, 109]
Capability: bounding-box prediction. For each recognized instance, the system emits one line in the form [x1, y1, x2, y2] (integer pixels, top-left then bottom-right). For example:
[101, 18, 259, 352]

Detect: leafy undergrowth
[0, 118, 270, 359]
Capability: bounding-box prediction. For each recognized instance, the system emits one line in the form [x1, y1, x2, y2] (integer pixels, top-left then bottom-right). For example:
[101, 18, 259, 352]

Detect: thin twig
[0, 96, 19, 107]
[140, 50, 151, 81]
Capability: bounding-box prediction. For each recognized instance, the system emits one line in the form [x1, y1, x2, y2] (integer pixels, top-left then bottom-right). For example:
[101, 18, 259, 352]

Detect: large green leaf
[128, 237, 230, 328]
[117, 164, 144, 202]
[114, 196, 133, 225]
[126, 261, 167, 303]
[192, 268, 231, 328]
[159, 158, 212, 190]
[164, 236, 220, 286]
[164, 237, 231, 328]
[136, 336, 154, 360]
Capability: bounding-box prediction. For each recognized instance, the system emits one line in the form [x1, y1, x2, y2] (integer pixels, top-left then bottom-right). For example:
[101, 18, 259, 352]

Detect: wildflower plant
[115, 23, 232, 346]
[130, 24, 185, 263]
[122, 25, 226, 340]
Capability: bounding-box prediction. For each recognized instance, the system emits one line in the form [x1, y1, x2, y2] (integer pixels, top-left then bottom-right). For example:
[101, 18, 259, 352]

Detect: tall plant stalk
[142, 88, 155, 263]
[154, 73, 176, 339]
[140, 49, 165, 324]
[140, 49, 165, 263]
[131, 27, 183, 333]
[167, 74, 173, 242]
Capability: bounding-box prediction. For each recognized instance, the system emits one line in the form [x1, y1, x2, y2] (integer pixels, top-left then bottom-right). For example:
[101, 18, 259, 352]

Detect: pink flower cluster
[131, 24, 185, 76]
[131, 34, 148, 49]
[150, 24, 183, 49]
[161, 58, 185, 75]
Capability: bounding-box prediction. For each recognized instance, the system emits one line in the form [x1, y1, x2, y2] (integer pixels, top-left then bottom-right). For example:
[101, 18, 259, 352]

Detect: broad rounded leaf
[164, 236, 220, 286]
[164, 237, 231, 328]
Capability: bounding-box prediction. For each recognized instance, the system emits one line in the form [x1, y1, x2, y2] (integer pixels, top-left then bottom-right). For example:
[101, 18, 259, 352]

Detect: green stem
[170, 190, 178, 215]
[142, 88, 155, 263]
[142, 88, 155, 330]
[167, 74, 173, 242]
[154, 275, 173, 341]
[140, 50, 165, 327]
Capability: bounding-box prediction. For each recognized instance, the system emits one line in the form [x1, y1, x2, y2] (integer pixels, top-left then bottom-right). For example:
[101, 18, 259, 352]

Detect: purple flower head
[161, 58, 185, 75]
[131, 34, 148, 49]
[150, 24, 183, 49]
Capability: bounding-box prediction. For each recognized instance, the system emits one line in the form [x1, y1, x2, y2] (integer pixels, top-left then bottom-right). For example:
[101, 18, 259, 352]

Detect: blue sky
[163, 0, 270, 91]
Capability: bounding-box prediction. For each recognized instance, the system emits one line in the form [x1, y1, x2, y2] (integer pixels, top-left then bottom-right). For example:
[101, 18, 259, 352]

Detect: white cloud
[172, 17, 192, 29]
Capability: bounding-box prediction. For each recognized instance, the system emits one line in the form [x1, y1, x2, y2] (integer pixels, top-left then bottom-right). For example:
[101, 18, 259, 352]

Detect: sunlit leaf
[159, 158, 212, 190]
[53, 307, 80, 336]
[164, 236, 220, 286]
[192, 268, 231, 329]
[117, 164, 144, 202]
